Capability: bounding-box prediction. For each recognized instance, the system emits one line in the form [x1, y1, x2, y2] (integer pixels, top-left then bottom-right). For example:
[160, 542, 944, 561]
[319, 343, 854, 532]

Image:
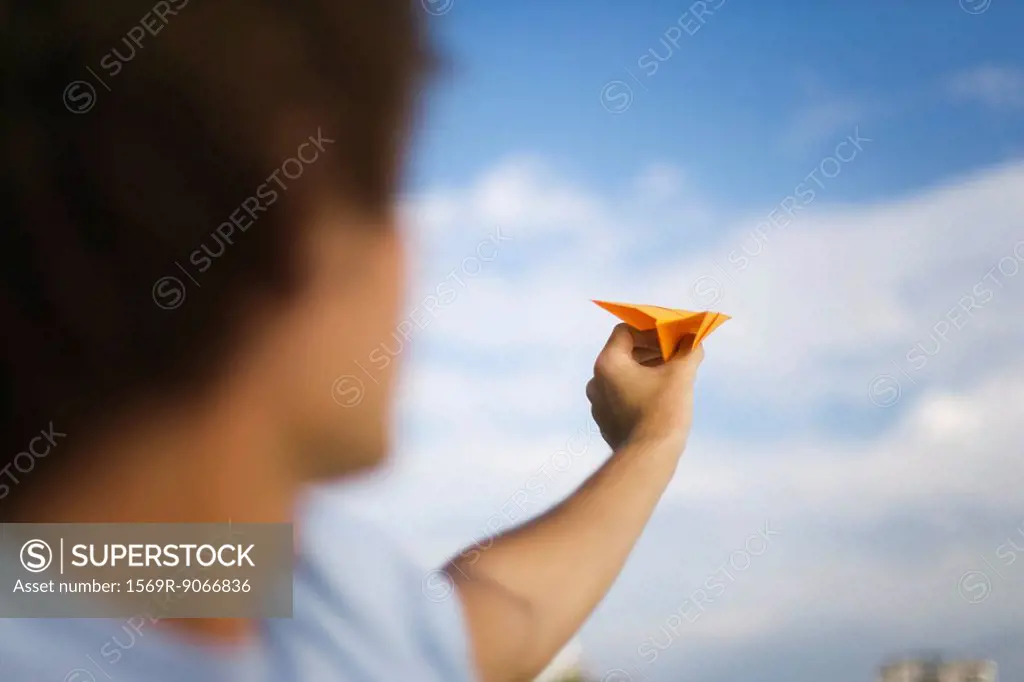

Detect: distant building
[879, 657, 997, 682]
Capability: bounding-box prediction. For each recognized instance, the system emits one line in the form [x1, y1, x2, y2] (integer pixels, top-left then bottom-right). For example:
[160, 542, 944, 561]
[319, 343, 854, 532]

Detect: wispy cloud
[947, 65, 1024, 110]
[332, 155, 1024, 679]
[777, 69, 874, 155]
[780, 96, 871, 155]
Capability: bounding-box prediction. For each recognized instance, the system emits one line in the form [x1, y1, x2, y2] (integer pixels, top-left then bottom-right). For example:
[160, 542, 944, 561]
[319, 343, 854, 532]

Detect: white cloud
[777, 70, 873, 154]
[632, 163, 686, 200]
[334, 154, 1024, 672]
[947, 65, 1024, 110]
[401, 154, 607, 243]
[398, 156, 1024, 409]
[781, 97, 870, 155]
[351, 155, 1024, 531]
[665, 364, 1024, 521]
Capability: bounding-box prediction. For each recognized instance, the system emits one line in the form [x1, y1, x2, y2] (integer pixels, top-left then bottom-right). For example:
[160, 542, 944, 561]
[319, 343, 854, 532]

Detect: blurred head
[1, 0, 434, 512]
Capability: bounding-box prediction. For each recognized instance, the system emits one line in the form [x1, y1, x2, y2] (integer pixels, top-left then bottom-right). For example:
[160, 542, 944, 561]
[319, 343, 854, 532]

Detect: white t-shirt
[0, 498, 476, 681]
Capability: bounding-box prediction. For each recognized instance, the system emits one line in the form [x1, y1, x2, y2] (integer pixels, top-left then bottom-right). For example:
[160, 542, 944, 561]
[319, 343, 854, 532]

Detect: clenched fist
[586, 323, 704, 451]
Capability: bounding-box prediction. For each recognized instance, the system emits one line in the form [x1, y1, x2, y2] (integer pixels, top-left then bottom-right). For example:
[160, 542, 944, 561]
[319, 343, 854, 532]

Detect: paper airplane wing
[593, 300, 730, 360]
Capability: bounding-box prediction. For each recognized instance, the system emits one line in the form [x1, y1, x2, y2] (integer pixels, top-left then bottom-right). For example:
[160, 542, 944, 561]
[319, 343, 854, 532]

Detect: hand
[585, 323, 704, 451]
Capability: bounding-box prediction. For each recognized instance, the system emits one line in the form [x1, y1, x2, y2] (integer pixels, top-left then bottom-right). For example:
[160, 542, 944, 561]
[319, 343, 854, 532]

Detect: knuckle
[593, 353, 616, 378]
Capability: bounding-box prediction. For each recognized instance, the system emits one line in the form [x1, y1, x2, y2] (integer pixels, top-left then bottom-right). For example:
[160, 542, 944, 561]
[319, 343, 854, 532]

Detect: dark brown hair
[1, 0, 433, 506]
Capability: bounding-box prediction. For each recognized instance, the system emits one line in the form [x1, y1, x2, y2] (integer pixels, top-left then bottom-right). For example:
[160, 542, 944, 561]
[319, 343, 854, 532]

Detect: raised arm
[445, 324, 704, 682]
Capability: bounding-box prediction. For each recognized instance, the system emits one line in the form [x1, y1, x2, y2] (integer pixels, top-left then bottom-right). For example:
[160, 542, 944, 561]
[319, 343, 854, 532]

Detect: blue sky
[329, 2, 1024, 681]
[410, 0, 1024, 203]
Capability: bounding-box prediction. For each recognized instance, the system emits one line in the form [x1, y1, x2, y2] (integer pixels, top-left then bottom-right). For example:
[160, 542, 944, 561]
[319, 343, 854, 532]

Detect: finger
[604, 323, 634, 353]
[668, 342, 705, 373]
[596, 323, 636, 371]
[632, 347, 663, 365]
[627, 327, 661, 351]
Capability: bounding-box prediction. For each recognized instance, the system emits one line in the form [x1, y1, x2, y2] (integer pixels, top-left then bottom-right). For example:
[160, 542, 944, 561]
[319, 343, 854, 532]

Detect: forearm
[446, 432, 685, 682]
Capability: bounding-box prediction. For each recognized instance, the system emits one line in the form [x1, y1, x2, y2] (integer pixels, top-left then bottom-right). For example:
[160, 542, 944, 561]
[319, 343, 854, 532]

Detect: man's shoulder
[270, 494, 476, 681]
[0, 499, 475, 682]
[295, 495, 430, 618]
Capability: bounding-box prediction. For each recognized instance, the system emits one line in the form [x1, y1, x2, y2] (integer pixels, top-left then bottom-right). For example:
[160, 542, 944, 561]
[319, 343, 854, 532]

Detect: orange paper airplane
[593, 300, 730, 361]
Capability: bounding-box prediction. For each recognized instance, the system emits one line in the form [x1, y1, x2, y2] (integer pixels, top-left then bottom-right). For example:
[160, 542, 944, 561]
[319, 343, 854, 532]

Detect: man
[0, 2, 704, 680]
